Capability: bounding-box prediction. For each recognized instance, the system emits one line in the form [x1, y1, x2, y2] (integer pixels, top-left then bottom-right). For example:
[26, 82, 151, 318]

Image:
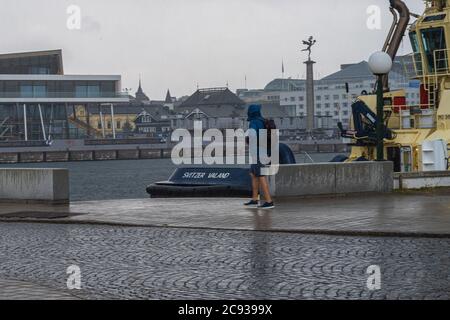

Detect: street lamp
[368, 51, 392, 161]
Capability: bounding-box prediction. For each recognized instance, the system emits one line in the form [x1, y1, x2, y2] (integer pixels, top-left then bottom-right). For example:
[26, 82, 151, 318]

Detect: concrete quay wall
[394, 171, 450, 190]
[270, 162, 394, 198]
[0, 168, 69, 204]
[0, 149, 170, 164]
[0, 143, 350, 164]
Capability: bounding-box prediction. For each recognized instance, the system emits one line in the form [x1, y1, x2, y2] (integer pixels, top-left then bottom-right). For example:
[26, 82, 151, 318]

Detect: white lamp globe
[368, 52, 393, 75]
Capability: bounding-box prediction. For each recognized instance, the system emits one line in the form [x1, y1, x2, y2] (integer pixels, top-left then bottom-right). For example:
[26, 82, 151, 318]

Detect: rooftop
[180, 87, 245, 108]
[264, 54, 416, 90]
[321, 54, 415, 82]
[264, 79, 306, 92]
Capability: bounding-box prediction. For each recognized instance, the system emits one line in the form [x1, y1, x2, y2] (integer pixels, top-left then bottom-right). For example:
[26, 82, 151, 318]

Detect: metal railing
[434, 48, 450, 76]
[410, 52, 424, 77]
[387, 104, 437, 130]
[299, 151, 315, 164]
[410, 52, 440, 108]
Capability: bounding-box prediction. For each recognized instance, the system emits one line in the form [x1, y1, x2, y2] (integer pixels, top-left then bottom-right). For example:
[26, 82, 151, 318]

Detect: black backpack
[263, 118, 277, 148]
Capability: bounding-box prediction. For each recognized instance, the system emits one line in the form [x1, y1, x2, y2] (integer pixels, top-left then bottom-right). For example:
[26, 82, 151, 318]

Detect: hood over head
[247, 104, 264, 122]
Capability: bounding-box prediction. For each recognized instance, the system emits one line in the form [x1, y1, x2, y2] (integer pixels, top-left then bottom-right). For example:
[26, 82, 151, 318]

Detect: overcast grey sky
[0, 0, 424, 99]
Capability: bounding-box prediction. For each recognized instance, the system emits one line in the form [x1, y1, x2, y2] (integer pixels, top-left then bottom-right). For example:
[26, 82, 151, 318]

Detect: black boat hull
[146, 143, 296, 198]
[147, 183, 252, 198]
[146, 167, 252, 198]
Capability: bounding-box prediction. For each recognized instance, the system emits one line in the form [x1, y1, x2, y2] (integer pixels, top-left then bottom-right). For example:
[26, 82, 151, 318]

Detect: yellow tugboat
[340, 0, 450, 173]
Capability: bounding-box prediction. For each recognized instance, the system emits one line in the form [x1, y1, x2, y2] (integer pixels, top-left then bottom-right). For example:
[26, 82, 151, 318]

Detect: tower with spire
[165, 89, 173, 103]
[164, 89, 175, 110]
[135, 76, 150, 103]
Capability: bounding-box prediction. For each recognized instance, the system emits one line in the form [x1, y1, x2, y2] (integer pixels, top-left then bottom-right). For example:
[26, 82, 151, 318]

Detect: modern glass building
[0, 50, 129, 141]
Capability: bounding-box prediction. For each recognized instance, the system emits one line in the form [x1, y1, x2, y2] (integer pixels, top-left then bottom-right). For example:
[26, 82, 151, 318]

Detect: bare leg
[250, 173, 260, 201]
[259, 177, 273, 203]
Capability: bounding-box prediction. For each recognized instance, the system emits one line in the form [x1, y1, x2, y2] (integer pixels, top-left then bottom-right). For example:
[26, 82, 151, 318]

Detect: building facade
[0, 50, 129, 141]
[237, 55, 420, 130]
[279, 56, 421, 128]
[170, 87, 335, 140]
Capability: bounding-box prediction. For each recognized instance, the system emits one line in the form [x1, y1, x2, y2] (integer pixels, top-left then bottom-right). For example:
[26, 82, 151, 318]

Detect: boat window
[423, 14, 446, 23]
[410, 32, 419, 53]
[421, 27, 447, 72]
[409, 31, 423, 75]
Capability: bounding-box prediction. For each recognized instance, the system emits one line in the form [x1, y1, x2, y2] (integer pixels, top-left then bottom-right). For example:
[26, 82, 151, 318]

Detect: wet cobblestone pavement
[0, 278, 80, 300]
[0, 223, 449, 300]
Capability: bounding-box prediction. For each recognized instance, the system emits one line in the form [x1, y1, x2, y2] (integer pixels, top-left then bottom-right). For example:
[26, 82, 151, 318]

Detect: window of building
[116, 121, 121, 129]
[142, 115, 152, 123]
[107, 122, 111, 129]
[325, 95, 330, 100]
[75, 86, 87, 98]
[333, 95, 339, 100]
[30, 67, 50, 74]
[88, 85, 100, 97]
[316, 96, 321, 101]
[33, 85, 47, 97]
[75, 85, 101, 98]
[20, 85, 33, 98]
[325, 103, 330, 109]
[20, 84, 47, 98]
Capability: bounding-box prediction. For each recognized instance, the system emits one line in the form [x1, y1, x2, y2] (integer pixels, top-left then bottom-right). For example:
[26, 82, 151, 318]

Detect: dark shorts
[250, 163, 267, 177]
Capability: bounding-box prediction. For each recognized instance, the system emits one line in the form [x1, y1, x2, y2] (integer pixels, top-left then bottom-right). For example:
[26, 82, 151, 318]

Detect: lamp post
[368, 52, 393, 161]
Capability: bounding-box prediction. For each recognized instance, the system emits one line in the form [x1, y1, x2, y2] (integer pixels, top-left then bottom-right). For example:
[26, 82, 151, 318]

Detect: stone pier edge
[1, 217, 449, 239]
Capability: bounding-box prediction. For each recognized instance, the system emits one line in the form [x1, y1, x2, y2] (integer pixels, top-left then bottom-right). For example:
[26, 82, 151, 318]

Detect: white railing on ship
[388, 104, 436, 130]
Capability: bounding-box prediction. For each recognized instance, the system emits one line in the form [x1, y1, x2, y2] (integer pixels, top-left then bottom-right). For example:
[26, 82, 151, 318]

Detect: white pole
[23, 104, 28, 141]
[38, 104, 47, 141]
[100, 109, 106, 138]
[110, 103, 116, 139]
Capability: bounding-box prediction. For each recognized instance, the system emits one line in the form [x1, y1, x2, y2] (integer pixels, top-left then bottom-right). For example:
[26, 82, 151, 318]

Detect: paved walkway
[1, 192, 450, 237]
[0, 223, 449, 300]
